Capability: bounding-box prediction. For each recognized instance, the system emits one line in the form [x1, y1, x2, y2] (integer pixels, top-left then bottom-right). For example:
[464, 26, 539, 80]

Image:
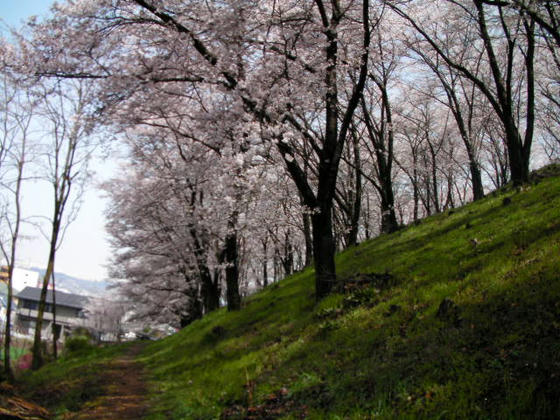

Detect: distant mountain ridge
[28, 268, 108, 297]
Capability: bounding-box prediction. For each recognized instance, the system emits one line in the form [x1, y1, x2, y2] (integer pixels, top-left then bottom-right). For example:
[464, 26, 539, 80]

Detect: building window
[22, 300, 38, 311]
[21, 300, 55, 313]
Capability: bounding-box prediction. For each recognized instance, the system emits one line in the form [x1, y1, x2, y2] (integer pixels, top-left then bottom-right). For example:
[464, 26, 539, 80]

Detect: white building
[11, 267, 40, 293]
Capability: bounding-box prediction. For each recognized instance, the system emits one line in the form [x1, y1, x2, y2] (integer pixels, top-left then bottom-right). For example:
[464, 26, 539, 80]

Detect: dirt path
[67, 343, 149, 420]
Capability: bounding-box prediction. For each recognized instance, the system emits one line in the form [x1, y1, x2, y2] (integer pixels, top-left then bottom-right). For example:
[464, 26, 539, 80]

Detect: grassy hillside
[19, 166, 560, 419]
[138, 167, 559, 419]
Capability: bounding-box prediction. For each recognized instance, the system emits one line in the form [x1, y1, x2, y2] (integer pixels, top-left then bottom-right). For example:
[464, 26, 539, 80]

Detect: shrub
[64, 335, 94, 355]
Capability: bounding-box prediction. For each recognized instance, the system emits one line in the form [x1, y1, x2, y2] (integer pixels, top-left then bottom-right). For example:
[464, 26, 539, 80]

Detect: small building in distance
[1, 265, 42, 292]
[14, 286, 89, 339]
[12, 267, 41, 292]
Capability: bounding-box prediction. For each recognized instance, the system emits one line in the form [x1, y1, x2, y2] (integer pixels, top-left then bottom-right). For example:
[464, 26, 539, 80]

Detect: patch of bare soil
[64, 343, 149, 420]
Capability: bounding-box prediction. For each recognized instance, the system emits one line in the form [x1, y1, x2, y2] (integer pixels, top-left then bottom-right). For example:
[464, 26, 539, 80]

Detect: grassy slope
[139, 169, 560, 419]
[18, 168, 560, 419]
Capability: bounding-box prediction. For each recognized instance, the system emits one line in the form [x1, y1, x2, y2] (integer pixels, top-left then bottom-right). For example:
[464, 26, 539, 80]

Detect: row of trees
[1, 0, 559, 369]
[0, 69, 97, 377]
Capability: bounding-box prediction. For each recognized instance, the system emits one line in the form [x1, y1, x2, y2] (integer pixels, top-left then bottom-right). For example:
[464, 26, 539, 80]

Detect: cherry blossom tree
[19, 0, 374, 299]
[85, 296, 127, 342]
[356, 20, 403, 234]
[388, 0, 538, 186]
[6, 0, 556, 317]
[405, 42, 487, 200]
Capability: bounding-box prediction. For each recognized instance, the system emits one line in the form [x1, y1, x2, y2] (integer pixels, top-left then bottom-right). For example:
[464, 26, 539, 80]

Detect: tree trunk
[380, 189, 398, 234]
[468, 153, 485, 200]
[201, 271, 220, 314]
[312, 205, 336, 299]
[261, 237, 268, 287]
[346, 130, 362, 246]
[413, 179, 419, 223]
[187, 205, 220, 314]
[282, 231, 294, 276]
[445, 173, 455, 210]
[3, 264, 15, 381]
[273, 249, 280, 283]
[506, 125, 530, 186]
[428, 143, 441, 213]
[180, 296, 202, 328]
[52, 272, 57, 360]
[195, 244, 220, 314]
[262, 260, 268, 288]
[302, 213, 313, 267]
[378, 156, 398, 234]
[363, 192, 371, 240]
[32, 241, 57, 371]
[224, 227, 241, 311]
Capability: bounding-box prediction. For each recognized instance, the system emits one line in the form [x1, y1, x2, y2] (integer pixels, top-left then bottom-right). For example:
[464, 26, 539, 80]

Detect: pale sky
[2, 1, 116, 281]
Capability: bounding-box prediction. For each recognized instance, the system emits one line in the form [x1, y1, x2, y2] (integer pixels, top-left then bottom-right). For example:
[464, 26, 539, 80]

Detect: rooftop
[16, 287, 89, 310]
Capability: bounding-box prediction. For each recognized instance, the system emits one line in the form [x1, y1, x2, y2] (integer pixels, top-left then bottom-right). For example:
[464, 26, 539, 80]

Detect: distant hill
[28, 268, 108, 297]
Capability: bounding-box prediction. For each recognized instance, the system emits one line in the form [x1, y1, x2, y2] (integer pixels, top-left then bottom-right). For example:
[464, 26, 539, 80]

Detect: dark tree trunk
[445, 174, 455, 210]
[224, 227, 241, 311]
[506, 126, 531, 186]
[282, 231, 294, 276]
[312, 205, 336, 299]
[273, 248, 280, 283]
[468, 154, 485, 200]
[377, 147, 398, 234]
[262, 238, 268, 287]
[180, 298, 202, 328]
[413, 178, 419, 223]
[201, 272, 220, 314]
[424, 173, 432, 217]
[364, 194, 371, 240]
[380, 188, 398, 234]
[302, 213, 313, 267]
[187, 189, 220, 314]
[191, 230, 220, 314]
[52, 272, 57, 360]
[427, 142, 441, 214]
[345, 130, 362, 246]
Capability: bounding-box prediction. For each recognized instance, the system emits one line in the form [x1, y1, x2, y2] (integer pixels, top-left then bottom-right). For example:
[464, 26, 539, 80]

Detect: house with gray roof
[15, 286, 90, 339]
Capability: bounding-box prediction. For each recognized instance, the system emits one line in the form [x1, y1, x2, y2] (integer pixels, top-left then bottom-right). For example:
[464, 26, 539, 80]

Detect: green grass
[138, 171, 560, 419]
[17, 166, 560, 419]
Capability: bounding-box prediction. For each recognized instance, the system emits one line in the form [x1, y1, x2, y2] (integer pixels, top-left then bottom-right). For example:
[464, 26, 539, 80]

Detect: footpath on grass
[0, 342, 149, 420]
[69, 342, 148, 420]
